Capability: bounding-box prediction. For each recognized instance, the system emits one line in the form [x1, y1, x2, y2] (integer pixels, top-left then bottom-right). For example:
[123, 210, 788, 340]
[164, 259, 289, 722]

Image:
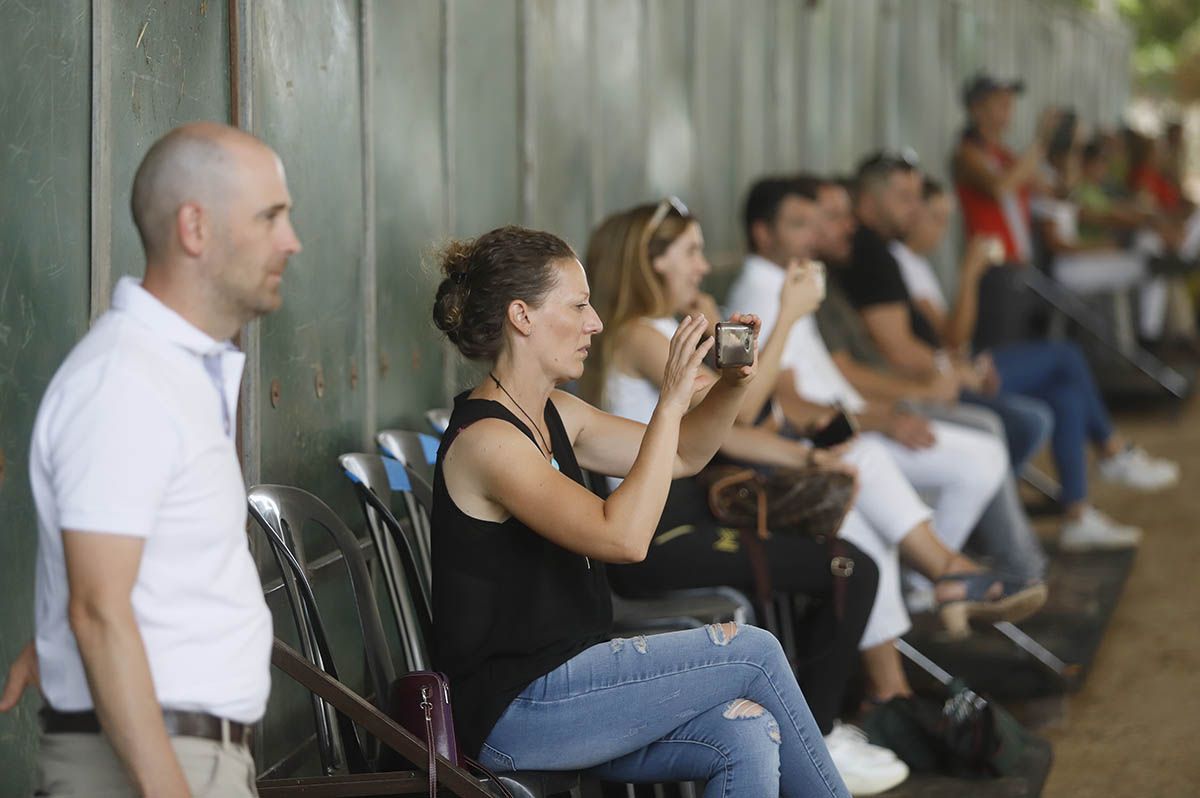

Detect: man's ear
[507, 299, 533, 336]
[176, 202, 207, 258]
[750, 219, 771, 255]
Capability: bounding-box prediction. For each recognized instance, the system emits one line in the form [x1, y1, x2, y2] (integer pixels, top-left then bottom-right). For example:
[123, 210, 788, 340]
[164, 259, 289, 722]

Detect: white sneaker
[824, 722, 909, 795]
[1099, 446, 1180, 491]
[1060, 507, 1142, 552]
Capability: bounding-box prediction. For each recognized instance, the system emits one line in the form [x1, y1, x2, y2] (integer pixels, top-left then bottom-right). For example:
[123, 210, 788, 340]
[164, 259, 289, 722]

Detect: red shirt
[1130, 164, 1182, 213]
[955, 135, 1032, 263]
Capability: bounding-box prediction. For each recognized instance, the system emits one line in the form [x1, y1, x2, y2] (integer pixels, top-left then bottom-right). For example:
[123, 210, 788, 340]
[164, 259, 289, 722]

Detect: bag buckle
[420, 685, 433, 721]
[830, 556, 855, 577]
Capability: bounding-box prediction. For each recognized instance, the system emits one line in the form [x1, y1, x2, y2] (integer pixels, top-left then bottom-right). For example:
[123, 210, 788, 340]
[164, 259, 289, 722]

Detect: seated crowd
[1, 72, 1189, 798]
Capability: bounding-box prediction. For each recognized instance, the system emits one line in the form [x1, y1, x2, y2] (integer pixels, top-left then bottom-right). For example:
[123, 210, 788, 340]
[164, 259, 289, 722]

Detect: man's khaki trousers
[36, 731, 258, 797]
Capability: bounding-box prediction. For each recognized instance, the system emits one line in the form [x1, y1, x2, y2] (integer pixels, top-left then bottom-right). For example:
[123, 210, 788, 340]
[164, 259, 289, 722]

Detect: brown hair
[432, 225, 575, 361]
[580, 202, 696, 404]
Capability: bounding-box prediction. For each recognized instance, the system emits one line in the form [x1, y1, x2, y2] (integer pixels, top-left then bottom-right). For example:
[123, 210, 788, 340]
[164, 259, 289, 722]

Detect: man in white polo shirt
[2, 122, 300, 797]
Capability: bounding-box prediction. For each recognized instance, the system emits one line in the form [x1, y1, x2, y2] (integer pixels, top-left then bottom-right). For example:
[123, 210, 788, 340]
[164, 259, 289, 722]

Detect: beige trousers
[36, 732, 258, 797]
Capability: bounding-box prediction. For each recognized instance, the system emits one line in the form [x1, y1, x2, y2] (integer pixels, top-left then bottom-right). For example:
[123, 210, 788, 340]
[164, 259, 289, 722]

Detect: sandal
[935, 571, 1048, 640]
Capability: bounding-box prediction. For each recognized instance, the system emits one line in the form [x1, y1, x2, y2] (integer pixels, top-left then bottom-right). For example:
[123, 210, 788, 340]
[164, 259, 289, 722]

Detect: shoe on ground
[1059, 507, 1142, 552]
[1099, 446, 1180, 491]
[824, 721, 909, 795]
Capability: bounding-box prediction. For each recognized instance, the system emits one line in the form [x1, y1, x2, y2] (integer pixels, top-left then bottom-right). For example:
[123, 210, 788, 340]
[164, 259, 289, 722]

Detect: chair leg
[1020, 463, 1061, 503]
[991, 621, 1082, 683]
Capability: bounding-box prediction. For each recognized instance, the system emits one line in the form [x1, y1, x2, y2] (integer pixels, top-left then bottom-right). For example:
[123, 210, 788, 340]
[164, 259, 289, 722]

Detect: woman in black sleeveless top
[430, 225, 849, 797]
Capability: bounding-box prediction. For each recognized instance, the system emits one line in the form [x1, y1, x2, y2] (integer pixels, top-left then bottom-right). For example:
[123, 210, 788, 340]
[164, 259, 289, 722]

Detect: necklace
[489, 373, 588, 570]
[489, 373, 554, 461]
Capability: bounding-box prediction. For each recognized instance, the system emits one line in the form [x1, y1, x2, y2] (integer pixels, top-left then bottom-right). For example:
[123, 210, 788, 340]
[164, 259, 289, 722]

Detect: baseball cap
[962, 72, 1026, 107]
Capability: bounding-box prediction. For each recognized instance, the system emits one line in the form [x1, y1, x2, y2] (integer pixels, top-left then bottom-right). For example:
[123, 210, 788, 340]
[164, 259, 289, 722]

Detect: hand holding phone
[808, 405, 859, 449]
[713, 321, 756, 369]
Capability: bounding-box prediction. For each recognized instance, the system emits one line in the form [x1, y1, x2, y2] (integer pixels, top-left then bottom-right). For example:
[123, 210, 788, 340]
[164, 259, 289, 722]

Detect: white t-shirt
[30, 277, 273, 723]
[603, 317, 678, 426]
[889, 241, 948, 313]
[602, 317, 678, 490]
[726, 255, 867, 413]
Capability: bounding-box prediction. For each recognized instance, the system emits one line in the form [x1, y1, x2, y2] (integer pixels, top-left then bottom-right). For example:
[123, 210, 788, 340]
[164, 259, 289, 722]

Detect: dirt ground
[1040, 397, 1200, 798]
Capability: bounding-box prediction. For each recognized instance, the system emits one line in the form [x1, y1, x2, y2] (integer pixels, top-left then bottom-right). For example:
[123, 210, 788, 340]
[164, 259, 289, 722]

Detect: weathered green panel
[527, 0, 591, 250]
[593, 0, 647, 219]
[449, 0, 521, 236]
[107, 0, 231, 285]
[692, 0, 739, 258]
[250, 0, 365, 519]
[249, 0, 367, 766]
[0, 3, 92, 794]
[645, 0, 697, 205]
[371, 0, 448, 429]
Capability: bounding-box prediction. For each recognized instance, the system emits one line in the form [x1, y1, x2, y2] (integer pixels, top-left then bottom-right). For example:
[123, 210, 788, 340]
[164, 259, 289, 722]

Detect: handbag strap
[737, 527, 774, 614]
[708, 468, 769, 540]
[463, 755, 516, 798]
[419, 686, 437, 798]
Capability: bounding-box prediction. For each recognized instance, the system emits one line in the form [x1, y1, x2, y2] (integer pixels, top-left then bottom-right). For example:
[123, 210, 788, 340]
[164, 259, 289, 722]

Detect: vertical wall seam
[637, 0, 651, 200]
[360, 0, 378, 448]
[88, 0, 112, 323]
[440, 0, 458, 404]
[586, 0, 601, 227]
[518, 0, 535, 227]
[237, 0, 261, 490]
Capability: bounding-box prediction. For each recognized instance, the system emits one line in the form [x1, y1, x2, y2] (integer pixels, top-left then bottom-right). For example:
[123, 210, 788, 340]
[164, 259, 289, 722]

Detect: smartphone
[809, 406, 858, 449]
[713, 322, 755, 369]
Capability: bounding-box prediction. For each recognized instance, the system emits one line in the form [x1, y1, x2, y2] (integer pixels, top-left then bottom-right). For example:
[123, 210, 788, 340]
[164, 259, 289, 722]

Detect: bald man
[3, 122, 300, 797]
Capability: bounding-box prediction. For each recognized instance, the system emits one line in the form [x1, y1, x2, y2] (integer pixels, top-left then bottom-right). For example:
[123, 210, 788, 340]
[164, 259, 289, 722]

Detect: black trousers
[609, 478, 879, 734]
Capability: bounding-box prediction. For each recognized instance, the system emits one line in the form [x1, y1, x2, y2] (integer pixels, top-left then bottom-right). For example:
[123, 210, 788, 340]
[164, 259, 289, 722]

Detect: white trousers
[834, 424, 1007, 650]
[864, 421, 1008, 553]
[1053, 250, 1167, 339]
[835, 437, 931, 650]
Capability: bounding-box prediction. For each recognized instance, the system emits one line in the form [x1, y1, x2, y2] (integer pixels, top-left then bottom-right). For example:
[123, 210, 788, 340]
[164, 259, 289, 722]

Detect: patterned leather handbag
[699, 464, 857, 542]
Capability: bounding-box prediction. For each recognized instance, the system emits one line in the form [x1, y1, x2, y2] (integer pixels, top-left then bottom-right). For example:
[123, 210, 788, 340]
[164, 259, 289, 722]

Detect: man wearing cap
[952, 73, 1060, 350]
[1, 122, 301, 797]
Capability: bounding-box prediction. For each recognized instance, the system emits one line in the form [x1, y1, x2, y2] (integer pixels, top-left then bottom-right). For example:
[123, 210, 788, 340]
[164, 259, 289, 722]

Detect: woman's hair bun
[431, 226, 575, 361]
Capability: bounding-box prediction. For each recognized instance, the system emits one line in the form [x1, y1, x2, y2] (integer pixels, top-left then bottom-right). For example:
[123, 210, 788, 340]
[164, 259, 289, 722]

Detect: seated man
[836, 153, 1054, 472]
[883, 173, 1179, 550]
[727, 175, 1044, 589]
[806, 172, 1048, 587]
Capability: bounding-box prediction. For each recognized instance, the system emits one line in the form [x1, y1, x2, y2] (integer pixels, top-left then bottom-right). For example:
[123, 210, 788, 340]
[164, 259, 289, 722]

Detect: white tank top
[601, 317, 677, 489]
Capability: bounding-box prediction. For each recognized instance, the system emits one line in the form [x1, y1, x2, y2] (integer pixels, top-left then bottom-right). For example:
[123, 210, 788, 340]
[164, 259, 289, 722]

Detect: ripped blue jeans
[479, 624, 849, 798]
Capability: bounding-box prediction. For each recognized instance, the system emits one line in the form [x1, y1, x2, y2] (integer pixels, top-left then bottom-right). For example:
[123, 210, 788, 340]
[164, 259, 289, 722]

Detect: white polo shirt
[726, 254, 867, 413]
[30, 277, 272, 723]
[889, 241, 948, 313]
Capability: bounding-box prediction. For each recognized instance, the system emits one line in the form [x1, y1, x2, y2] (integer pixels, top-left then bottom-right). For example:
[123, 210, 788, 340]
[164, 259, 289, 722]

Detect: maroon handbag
[390, 671, 514, 798]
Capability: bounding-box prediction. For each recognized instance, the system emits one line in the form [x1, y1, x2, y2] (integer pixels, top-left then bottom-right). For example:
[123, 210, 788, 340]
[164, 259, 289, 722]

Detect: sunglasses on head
[858, 147, 921, 175]
[646, 195, 691, 239]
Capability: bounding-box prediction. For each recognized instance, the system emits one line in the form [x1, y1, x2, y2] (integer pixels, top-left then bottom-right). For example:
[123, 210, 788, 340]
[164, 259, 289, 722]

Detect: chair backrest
[376, 429, 438, 564]
[376, 429, 439, 485]
[339, 452, 434, 671]
[248, 485, 398, 774]
[425, 407, 451, 436]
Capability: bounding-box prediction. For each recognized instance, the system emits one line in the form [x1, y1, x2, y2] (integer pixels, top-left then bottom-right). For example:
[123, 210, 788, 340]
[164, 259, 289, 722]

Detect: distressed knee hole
[766, 718, 781, 744]
[609, 636, 648, 654]
[722, 698, 765, 720]
[706, 621, 740, 646]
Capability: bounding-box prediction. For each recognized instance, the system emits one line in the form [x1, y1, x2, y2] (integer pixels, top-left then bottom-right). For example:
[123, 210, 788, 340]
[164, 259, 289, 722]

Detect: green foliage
[1115, 0, 1200, 94]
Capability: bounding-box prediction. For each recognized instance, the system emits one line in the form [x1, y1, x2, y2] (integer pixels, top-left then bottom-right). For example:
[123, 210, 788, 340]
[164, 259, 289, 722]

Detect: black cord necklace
[489, 372, 588, 570]
[489, 372, 553, 461]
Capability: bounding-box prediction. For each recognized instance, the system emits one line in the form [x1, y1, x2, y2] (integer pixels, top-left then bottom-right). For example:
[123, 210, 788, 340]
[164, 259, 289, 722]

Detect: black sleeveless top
[432, 391, 612, 757]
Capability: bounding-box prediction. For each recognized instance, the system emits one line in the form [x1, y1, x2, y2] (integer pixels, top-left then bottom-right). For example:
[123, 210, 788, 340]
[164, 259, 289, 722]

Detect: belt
[40, 707, 254, 747]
